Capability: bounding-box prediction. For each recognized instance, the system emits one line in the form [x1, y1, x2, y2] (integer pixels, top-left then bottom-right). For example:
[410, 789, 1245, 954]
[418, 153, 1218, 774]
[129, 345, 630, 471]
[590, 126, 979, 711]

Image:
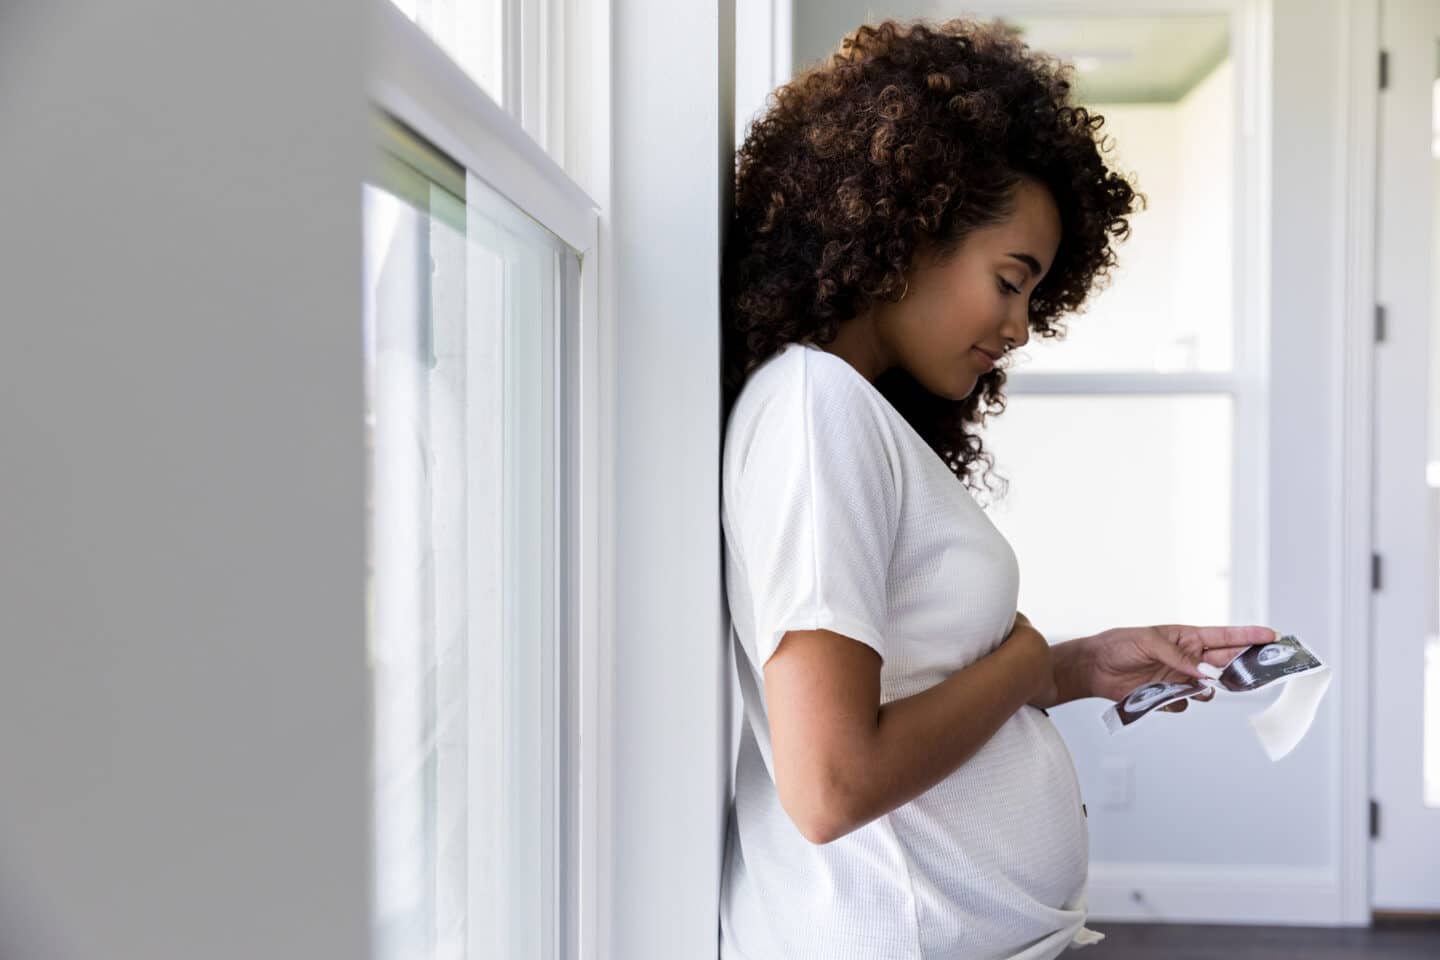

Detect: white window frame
[363, 2, 614, 958]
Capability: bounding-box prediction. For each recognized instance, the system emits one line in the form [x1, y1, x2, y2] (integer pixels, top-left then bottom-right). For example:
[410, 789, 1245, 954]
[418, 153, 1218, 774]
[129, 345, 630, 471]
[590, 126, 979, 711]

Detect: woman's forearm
[1016, 613, 1096, 709]
[1048, 637, 1097, 707]
[831, 636, 1038, 841]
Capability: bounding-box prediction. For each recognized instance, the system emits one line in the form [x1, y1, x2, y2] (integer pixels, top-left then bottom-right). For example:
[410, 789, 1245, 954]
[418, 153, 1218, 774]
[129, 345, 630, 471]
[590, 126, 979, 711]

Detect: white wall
[0, 2, 370, 957]
[609, 1, 734, 958]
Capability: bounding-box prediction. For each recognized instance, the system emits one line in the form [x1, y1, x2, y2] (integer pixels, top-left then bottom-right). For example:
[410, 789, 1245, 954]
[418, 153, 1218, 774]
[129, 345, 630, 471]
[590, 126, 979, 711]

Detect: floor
[1089, 917, 1440, 958]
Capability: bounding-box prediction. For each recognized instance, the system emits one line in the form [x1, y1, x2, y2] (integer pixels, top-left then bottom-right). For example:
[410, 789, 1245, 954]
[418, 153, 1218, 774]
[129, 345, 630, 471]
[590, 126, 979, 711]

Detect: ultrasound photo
[1211, 634, 1323, 692]
[1102, 634, 1328, 739]
[1101, 677, 1214, 734]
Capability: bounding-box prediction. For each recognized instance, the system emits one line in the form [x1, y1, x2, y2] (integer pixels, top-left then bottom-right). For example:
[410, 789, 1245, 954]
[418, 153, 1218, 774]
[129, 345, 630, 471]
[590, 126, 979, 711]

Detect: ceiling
[791, 3, 1231, 104]
[1003, 14, 1230, 103]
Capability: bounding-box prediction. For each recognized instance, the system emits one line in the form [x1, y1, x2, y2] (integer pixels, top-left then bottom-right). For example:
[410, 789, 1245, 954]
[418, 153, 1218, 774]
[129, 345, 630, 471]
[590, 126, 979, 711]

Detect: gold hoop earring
[897, 277, 910, 301]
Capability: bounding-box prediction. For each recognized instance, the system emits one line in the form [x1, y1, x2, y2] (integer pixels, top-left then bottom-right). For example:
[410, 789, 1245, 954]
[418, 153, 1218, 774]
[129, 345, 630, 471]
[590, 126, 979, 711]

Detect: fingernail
[1197, 662, 1223, 680]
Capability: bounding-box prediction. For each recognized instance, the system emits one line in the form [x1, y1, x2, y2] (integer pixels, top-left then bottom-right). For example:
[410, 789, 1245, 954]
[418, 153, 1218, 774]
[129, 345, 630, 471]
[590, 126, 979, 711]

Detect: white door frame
[1371, 0, 1440, 914]
[1336, 0, 1381, 925]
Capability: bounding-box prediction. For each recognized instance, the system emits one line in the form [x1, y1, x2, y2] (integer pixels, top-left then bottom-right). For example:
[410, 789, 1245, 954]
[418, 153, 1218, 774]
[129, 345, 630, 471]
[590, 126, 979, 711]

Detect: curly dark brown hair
[722, 16, 1143, 501]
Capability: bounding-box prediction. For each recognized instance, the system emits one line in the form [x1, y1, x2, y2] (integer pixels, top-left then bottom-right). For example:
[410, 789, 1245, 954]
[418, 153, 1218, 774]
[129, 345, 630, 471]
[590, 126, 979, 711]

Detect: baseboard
[1086, 862, 1355, 926]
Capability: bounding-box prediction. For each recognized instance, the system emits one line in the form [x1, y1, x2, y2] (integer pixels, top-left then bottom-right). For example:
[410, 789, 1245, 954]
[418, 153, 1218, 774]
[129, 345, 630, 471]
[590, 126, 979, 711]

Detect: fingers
[1164, 687, 1216, 712]
[1161, 625, 1280, 676]
[1172, 624, 1278, 651]
[1164, 689, 1217, 712]
[1146, 631, 1211, 681]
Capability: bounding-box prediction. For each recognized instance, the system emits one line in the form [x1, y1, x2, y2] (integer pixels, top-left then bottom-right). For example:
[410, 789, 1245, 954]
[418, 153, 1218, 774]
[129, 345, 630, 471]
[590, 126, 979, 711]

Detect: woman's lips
[971, 347, 995, 371]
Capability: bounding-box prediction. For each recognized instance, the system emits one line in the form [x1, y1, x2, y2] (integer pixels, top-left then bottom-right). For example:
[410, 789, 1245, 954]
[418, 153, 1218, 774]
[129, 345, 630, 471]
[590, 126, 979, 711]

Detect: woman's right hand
[1004, 613, 1057, 709]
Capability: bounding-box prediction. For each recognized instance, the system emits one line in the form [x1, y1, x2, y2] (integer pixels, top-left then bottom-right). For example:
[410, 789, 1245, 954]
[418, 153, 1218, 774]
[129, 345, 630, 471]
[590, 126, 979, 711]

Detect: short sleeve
[731, 352, 901, 669]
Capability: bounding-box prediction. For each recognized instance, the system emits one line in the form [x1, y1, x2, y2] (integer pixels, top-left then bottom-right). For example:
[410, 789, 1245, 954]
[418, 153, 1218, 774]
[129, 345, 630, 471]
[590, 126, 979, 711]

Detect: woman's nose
[1002, 311, 1030, 350]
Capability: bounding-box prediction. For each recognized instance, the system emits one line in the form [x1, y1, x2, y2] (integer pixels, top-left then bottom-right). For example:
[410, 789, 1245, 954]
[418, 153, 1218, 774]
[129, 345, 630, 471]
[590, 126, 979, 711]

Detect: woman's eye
[998, 277, 1021, 295]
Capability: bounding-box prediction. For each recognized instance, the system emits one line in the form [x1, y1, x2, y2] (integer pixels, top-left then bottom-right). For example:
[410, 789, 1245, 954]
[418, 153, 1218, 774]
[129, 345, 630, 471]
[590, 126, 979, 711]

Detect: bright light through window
[388, 0, 504, 106]
[365, 116, 579, 959]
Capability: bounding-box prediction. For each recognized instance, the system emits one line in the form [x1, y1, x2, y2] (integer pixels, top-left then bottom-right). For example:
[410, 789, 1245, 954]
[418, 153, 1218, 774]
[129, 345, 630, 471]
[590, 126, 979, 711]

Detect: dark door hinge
[1370, 799, 1380, 839]
[1372, 552, 1383, 591]
[1380, 50, 1389, 90]
[1375, 304, 1386, 343]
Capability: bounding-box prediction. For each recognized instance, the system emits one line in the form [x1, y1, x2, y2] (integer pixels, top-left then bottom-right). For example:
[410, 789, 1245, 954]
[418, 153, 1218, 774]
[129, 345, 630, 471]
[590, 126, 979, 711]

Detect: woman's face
[878, 176, 1062, 400]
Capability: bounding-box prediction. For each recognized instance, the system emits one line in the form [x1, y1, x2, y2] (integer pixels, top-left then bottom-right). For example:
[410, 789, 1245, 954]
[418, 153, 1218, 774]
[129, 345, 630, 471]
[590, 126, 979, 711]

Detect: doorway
[1372, 0, 1440, 917]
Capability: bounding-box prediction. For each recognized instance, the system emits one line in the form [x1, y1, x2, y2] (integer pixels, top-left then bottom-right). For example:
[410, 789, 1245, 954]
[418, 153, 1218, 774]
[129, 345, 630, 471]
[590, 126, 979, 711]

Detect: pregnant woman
[718, 17, 1275, 960]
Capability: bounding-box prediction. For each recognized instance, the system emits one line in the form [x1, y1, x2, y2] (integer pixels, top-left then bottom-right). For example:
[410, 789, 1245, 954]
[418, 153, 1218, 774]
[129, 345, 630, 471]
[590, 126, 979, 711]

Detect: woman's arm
[766, 621, 1052, 844]
[1040, 637, 1095, 707]
[1014, 610, 1095, 709]
[1043, 623, 1277, 705]
[1013, 613, 1088, 711]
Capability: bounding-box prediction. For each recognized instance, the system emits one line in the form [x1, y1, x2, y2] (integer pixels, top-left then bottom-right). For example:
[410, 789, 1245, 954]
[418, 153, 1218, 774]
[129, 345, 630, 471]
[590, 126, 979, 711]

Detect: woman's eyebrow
[1006, 252, 1043, 277]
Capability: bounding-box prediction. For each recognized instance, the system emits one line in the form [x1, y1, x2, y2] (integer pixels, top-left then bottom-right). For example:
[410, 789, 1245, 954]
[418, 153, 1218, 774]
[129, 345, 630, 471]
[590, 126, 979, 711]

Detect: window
[384, 0, 569, 174]
[365, 110, 581, 960]
[364, 117, 468, 958]
[364, 1, 601, 955]
[976, 13, 1266, 641]
[387, 0, 503, 104]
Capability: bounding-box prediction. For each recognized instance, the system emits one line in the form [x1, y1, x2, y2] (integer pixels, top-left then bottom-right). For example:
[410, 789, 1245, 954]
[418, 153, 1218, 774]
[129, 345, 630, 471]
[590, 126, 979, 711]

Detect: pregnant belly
[886, 705, 1090, 913]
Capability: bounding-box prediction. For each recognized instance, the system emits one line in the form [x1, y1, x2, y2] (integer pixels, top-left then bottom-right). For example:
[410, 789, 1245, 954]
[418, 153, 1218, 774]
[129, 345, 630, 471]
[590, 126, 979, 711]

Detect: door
[1372, 0, 1440, 914]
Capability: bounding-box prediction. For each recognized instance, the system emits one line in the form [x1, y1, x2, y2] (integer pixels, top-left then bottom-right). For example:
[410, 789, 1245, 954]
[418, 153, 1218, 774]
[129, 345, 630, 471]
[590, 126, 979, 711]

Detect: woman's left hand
[1075, 624, 1279, 713]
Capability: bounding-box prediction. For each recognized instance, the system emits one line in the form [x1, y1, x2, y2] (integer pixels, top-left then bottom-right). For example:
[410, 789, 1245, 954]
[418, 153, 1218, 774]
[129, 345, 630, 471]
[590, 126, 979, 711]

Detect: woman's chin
[952, 372, 981, 400]
[920, 367, 982, 401]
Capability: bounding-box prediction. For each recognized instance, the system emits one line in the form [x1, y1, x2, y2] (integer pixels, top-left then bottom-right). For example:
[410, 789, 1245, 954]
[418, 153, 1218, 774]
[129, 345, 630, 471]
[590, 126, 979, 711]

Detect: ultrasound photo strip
[1100, 634, 1332, 761]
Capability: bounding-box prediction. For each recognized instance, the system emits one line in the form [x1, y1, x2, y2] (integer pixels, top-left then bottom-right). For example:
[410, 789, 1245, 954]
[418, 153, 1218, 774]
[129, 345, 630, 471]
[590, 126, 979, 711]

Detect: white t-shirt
[719, 342, 1100, 960]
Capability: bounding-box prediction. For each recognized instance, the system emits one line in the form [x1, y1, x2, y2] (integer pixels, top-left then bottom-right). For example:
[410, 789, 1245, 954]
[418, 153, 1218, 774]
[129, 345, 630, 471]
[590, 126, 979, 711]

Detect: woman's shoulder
[729, 342, 876, 426]
[723, 342, 901, 490]
[731, 341, 804, 407]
